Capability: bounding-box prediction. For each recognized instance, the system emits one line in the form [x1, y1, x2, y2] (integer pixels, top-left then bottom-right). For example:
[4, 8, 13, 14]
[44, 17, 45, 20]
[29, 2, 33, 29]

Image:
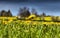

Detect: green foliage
[18, 7, 31, 18]
[0, 10, 12, 17]
[0, 21, 60, 38]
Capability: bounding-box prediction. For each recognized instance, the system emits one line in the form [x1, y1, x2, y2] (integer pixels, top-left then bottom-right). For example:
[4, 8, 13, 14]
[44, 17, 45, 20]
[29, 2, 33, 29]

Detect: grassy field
[0, 20, 60, 38]
[0, 17, 60, 38]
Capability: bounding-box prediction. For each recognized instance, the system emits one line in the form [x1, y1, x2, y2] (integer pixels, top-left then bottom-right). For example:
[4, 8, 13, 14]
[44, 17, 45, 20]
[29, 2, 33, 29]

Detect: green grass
[0, 21, 60, 38]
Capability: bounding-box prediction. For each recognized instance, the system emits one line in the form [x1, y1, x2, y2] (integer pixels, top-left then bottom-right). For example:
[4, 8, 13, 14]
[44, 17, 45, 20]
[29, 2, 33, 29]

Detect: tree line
[0, 10, 12, 17]
[0, 7, 60, 22]
[0, 7, 48, 17]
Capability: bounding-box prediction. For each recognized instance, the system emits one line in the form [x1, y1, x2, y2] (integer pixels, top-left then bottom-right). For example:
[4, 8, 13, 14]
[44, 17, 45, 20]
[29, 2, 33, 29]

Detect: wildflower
[8, 19, 13, 23]
[33, 22, 37, 25]
[3, 21, 8, 24]
[25, 21, 31, 24]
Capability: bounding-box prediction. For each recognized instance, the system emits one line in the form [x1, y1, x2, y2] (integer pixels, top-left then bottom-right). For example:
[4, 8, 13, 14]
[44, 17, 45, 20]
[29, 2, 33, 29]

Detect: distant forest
[0, 7, 51, 17]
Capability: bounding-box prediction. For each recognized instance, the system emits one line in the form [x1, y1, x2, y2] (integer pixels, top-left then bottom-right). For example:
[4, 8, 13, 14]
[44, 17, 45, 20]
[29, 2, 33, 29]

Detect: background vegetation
[0, 21, 60, 38]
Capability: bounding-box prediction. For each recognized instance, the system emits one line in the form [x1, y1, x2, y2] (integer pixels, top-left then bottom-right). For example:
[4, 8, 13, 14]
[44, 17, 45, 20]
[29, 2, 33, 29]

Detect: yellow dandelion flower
[3, 21, 8, 24]
[33, 22, 37, 25]
[4, 21, 8, 24]
[25, 21, 31, 23]
[8, 19, 13, 23]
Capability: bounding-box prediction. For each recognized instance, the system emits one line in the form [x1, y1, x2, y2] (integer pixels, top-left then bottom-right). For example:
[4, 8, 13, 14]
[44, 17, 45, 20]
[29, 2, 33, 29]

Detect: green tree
[0, 10, 12, 17]
[18, 7, 31, 18]
[6, 10, 12, 17]
[0, 10, 6, 17]
[31, 8, 39, 17]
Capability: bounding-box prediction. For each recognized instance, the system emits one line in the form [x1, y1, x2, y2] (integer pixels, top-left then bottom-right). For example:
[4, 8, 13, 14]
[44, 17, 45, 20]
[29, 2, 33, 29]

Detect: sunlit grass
[0, 16, 60, 38]
[0, 20, 59, 38]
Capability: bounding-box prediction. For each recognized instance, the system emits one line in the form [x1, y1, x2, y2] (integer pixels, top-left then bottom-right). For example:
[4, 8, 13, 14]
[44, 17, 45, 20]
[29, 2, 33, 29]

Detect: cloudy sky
[0, 0, 60, 16]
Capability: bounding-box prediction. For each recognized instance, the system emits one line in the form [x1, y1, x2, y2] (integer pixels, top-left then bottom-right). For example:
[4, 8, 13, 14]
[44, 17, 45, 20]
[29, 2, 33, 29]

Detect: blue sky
[0, 1, 60, 16]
